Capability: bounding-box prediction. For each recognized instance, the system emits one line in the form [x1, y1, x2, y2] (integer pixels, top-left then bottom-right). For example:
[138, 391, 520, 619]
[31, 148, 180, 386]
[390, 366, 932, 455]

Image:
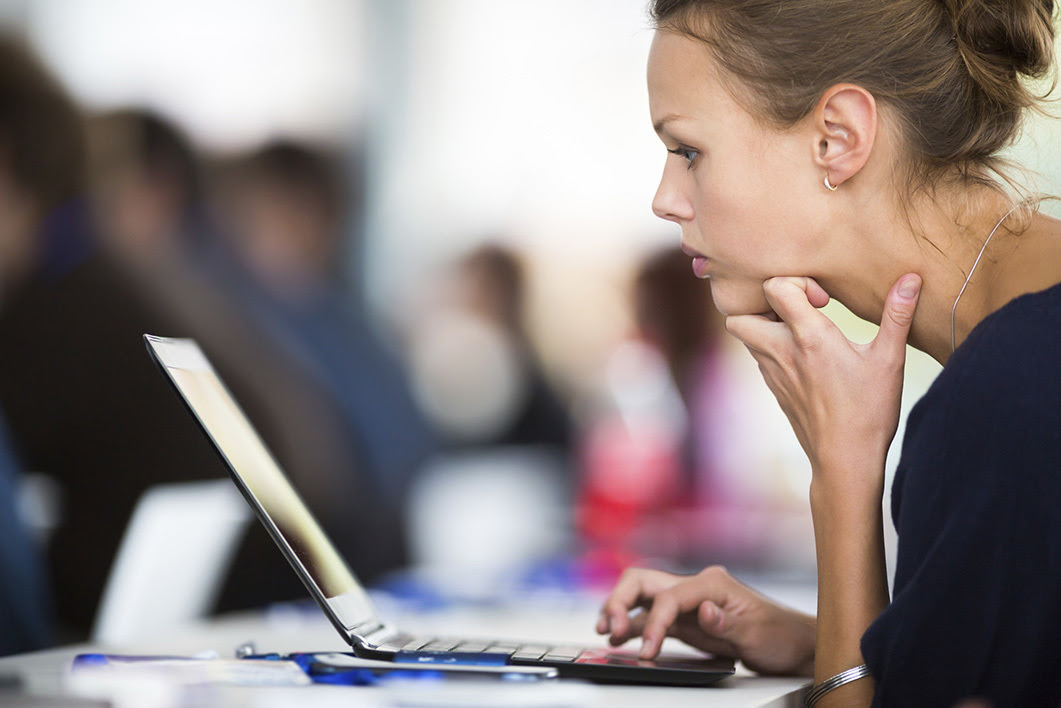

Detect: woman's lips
[681, 243, 711, 279]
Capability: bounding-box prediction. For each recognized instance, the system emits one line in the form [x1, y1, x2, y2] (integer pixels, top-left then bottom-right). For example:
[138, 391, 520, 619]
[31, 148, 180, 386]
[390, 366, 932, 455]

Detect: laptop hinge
[355, 623, 399, 649]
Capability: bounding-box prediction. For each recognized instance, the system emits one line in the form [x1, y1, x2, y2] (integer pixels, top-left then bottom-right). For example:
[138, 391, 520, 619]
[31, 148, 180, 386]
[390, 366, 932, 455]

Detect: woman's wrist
[809, 476, 884, 516]
[788, 609, 818, 677]
[808, 455, 886, 512]
[809, 438, 889, 480]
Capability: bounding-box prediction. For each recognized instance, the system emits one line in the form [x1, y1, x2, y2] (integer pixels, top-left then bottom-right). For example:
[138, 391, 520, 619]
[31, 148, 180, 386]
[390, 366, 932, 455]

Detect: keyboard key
[481, 643, 520, 656]
[374, 640, 411, 653]
[420, 640, 461, 653]
[542, 647, 583, 663]
[400, 637, 433, 651]
[511, 645, 551, 661]
[451, 642, 491, 653]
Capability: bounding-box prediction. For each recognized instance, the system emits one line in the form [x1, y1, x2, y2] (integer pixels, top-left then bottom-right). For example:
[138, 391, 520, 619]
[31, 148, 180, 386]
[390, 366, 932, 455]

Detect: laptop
[144, 334, 735, 686]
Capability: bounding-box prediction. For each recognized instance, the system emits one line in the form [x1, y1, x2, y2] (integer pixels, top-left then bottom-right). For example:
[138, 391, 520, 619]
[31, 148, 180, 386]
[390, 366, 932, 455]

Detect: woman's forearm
[809, 467, 890, 707]
[722, 275, 920, 703]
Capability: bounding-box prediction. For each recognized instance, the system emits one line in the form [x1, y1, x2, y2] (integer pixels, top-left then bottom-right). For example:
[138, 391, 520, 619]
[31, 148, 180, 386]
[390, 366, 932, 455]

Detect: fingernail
[898, 276, 921, 300]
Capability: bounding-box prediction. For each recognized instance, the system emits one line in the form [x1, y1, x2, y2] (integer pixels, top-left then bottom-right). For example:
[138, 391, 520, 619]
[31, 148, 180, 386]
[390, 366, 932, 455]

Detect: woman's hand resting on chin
[596, 566, 817, 677]
[725, 274, 921, 498]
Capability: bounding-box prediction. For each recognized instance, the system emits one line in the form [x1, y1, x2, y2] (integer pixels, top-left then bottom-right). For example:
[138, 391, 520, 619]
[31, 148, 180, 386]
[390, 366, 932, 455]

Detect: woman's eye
[667, 146, 699, 168]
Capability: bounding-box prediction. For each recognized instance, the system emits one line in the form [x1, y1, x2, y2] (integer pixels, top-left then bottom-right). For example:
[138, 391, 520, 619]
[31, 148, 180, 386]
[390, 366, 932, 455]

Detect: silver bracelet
[805, 664, 872, 707]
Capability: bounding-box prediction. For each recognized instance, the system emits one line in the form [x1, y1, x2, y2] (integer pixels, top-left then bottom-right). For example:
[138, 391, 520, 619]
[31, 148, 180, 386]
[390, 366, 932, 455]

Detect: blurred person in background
[633, 243, 729, 517]
[400, 242, 575, 591]
[631, 246, 798, 566]
[86, 108, 207, 270]
[406, 242, 573, 452]
[0, 59, 405, 638]
[84, 111, 409, 618]
[212, 139, 437, 512]
[0, 33, 67, 655]
[633, 246, 724, 404]
[577, 245, 738, 579]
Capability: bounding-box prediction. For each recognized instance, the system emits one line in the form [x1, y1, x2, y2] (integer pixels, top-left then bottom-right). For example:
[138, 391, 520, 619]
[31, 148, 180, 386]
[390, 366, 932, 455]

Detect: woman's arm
[810, 469, 889, 706]
[725, 273, 922, 707]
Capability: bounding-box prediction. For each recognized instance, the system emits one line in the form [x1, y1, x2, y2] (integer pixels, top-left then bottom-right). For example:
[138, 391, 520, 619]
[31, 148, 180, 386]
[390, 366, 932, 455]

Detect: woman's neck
[976, 209, 1061, 326]
[818, 189, 1061, 366]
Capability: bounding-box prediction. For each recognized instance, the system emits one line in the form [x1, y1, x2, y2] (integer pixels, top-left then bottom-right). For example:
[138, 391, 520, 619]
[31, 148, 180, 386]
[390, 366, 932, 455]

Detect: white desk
[0, 596, 810, 707]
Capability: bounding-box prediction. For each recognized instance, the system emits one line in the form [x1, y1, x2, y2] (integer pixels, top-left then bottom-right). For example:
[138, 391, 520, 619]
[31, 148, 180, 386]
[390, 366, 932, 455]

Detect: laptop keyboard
[368, 633, 740, 684]
[379, 636, 585, 664]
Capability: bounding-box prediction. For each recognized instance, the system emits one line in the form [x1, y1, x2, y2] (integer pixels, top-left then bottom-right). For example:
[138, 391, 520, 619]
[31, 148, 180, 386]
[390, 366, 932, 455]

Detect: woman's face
[648, 30, 828, 316]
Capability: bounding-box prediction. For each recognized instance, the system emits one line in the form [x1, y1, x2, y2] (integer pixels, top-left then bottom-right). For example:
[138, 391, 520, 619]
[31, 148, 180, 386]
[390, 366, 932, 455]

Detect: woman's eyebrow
[652, 113, 686, 136]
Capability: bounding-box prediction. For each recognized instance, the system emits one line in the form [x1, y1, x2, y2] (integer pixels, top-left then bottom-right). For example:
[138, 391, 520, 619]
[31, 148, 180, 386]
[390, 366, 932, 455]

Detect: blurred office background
[1, 0, 1059, 652]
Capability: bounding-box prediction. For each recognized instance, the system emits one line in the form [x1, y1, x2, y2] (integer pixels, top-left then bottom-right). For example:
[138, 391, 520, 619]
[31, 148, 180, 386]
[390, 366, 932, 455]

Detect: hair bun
[944, 0, 1055, 97]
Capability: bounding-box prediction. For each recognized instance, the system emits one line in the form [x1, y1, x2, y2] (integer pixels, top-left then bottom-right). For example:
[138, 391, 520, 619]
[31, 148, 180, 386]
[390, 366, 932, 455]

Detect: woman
[596, 1, 1061, 706]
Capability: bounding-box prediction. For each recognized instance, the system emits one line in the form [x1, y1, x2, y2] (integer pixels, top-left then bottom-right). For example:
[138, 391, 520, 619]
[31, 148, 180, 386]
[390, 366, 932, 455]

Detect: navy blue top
[861, 281, 1061, 707]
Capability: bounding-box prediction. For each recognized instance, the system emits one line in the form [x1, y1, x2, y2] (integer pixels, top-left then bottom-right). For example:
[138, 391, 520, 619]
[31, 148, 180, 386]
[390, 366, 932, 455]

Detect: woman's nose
[651, 170, 692, 223]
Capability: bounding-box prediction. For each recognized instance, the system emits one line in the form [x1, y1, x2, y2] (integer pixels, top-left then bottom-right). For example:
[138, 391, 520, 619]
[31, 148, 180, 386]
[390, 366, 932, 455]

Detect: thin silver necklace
[950, 203, 1021, 352]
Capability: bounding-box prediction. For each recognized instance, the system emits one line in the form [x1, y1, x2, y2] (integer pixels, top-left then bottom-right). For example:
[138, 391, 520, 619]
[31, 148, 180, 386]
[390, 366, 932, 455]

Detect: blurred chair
[92, 480, 249, 646]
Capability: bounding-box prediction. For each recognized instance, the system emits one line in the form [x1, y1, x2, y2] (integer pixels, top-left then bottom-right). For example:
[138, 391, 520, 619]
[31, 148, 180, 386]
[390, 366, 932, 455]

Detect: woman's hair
[649, 0, 1056, 195]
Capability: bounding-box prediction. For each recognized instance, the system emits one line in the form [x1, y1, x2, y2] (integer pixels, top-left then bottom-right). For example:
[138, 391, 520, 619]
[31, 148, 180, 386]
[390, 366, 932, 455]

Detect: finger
[638, 579, 724, 659]
[742, 347, 789, 401]
[599, 569, 676, 640]
[805, 277, 831, 309]
[607, 609, 646, 646]
[873, 273, 921, 358]
[725, 313, 786, 354]
[601, 572, 664, 640]
[613, 600, 742, 657]
[761, 277, 833, 342]
[609, 608, 740, 660]
[697, 600, 743, 646]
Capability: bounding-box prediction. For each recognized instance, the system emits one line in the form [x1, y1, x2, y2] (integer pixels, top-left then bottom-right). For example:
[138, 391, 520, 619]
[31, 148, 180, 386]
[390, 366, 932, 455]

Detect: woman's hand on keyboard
[596, 566, 816, 677]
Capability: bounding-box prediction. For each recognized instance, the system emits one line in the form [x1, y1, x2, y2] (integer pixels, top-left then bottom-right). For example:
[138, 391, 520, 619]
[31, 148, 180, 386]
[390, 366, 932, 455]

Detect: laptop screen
[145, 335, 378, 631]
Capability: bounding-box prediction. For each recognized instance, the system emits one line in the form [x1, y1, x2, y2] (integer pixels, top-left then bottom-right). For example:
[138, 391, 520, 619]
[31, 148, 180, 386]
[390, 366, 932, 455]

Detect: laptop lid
[144, 334, 384, 643]
[145, 335, 738, 685]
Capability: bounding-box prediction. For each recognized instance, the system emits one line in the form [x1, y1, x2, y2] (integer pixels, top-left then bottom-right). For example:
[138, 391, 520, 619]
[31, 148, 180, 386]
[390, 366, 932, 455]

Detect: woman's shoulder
[933, 279, 1061, 411]
[962, 277, 1061, 355]
[898, 281, 1061, 496]
[899, 278, 1061, 471]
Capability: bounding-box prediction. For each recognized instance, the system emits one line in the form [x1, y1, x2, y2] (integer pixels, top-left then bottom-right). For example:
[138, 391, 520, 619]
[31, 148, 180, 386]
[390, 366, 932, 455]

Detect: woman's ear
[812, 84, 877, 189]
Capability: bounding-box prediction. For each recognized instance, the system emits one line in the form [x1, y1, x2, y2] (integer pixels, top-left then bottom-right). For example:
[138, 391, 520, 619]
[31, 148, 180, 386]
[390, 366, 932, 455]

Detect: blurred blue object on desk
[281, 652, 557, 685]
[70, 652, 311, 686]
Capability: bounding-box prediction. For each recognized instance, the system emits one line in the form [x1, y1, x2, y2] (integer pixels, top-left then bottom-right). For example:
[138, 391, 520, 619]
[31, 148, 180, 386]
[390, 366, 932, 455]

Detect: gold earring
[824, 175, 838, 191]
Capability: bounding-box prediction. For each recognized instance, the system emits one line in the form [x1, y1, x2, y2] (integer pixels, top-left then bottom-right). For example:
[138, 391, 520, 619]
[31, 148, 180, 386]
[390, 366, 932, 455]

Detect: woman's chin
[708, 282, 770, 318]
